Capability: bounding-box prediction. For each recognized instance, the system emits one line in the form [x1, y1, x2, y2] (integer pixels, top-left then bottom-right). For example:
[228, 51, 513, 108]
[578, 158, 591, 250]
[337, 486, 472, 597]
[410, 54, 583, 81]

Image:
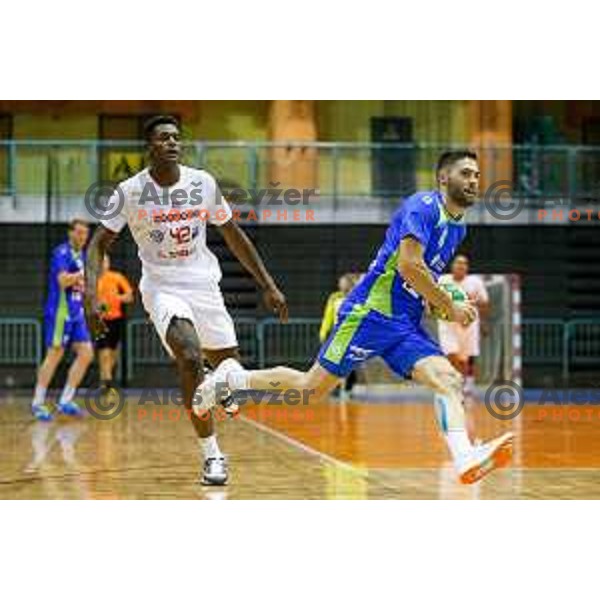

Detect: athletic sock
[58, 385, 76, 405]
[199, 435, 223, 460]
[227, 369, 250, 391]
[32, 385, 47, 407]
[446, 429, 473, 463]
[434, 393, 473, 463]
[433, 393, 449, 433]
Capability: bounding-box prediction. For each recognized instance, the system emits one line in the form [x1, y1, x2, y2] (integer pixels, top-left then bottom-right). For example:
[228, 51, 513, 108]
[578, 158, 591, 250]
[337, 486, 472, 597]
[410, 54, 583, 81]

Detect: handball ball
[430, 281, 468, 321]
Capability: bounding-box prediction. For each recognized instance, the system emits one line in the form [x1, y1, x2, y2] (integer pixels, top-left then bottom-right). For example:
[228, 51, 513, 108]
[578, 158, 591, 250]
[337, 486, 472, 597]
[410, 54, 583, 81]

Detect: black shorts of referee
[95, 318, 126, 350]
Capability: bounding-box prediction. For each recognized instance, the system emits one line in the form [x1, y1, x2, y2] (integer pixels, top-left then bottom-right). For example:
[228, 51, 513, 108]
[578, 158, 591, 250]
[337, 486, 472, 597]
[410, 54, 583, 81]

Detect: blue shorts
[318, 304, 442, 378]
[44, 312, 91, 349]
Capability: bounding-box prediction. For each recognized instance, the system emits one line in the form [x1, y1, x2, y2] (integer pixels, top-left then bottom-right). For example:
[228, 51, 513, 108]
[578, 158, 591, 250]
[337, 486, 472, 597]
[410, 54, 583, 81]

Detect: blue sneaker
[32, 404, 54, 422]
[57, 400, 84, 417]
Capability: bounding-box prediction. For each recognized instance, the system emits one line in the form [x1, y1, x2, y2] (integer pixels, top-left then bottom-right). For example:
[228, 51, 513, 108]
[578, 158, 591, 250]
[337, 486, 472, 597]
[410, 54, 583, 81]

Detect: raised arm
[397, 237, 476, 326]
[85, 225, 120, 336]
[218, 220, 288, 323]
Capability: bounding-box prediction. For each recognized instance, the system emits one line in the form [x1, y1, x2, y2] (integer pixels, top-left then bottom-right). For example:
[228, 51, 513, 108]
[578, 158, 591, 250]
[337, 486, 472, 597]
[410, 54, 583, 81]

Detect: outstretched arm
[218, 220, 288, 323]
[85, 225, 120, 337]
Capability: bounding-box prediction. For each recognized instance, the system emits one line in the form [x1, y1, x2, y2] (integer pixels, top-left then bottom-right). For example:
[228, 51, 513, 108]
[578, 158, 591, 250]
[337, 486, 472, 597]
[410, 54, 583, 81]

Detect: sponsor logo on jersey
[157, 246, 198, 260]
[148, 229, 165, 243]
[437, 227, 448, 249]
[152, 208, 207, 223]
[348, 345, 374, 361]
[430, 253, 447, 272]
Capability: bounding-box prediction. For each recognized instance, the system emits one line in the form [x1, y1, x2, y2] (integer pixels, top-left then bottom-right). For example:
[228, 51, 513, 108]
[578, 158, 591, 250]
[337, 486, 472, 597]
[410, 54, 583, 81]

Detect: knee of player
[302, 368, 334, 402]
[297, 373, 318, 400]
[176, 343, 202, 371]
[434, 367, 462, 397]
[47, 346, 64, 359]
[444, 368, 463, 394]
[79, 346, 94, 364]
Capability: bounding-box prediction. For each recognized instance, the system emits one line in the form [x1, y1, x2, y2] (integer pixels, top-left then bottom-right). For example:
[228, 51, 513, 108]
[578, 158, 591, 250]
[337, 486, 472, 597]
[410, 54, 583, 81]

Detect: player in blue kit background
[32, 219, 94, 421]
[196, 150, 514, 484]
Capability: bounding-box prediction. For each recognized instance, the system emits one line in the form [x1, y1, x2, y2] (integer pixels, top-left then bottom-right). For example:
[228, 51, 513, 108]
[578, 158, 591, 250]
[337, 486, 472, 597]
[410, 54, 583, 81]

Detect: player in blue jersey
[32, 219, 94, 421]
[195, 150, 513, 484]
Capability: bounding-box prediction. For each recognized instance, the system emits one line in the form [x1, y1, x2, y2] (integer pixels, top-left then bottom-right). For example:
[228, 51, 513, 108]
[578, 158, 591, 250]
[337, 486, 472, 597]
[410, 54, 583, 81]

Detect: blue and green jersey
[44, 241, 86, 321]
[343, 190, 467, 323]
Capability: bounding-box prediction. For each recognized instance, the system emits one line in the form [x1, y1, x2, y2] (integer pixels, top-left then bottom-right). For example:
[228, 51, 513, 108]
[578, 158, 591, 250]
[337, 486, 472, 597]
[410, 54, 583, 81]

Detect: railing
[1, 141, 599, 207]
[566, 319, 600, 379]
[2, 316, 600, 385]
[125, 317, 260, 380]
[522, 319, 567, 364]
[522, 319, 570, 383]
[0, 319, 42, 365]
[258, 318, 321, 369]
[125, 317, 318, 379]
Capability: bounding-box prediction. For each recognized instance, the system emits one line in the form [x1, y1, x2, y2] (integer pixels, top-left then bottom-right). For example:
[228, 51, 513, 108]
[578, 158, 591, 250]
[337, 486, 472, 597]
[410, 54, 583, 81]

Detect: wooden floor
[2, 391, 600, 499]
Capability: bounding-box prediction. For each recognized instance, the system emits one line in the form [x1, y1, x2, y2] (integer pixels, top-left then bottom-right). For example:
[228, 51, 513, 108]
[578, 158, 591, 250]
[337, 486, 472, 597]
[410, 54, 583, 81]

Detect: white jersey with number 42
[102, 166, 232, 287]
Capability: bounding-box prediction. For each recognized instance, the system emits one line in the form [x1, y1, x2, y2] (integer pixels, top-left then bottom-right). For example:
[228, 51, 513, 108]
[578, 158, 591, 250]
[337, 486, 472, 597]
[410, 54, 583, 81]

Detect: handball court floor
[2, 389, 600, 499]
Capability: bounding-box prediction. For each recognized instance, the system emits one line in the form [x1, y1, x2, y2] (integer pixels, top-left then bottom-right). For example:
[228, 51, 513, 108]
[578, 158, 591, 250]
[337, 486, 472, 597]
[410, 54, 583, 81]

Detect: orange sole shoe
[459, 432, 514, 485]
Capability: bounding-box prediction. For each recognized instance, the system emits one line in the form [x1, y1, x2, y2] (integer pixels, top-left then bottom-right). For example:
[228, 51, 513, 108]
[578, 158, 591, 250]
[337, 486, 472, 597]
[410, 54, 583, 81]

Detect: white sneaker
[193, 358, 244, 416]
[456, 432, 514, 485]
[200, 456, 228, 486]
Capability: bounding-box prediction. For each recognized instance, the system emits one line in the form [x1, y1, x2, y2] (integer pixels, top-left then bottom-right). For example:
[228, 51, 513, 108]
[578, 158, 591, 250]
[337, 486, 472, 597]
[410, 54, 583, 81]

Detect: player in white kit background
[84, 115, 288, 485]
[437, 255, 489, 389]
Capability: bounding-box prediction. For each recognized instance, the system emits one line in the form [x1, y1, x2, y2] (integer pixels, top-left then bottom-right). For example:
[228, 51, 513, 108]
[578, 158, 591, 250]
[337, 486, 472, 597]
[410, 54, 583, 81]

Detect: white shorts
[437, 321, 480, 361]
[139, 278, 238, 357]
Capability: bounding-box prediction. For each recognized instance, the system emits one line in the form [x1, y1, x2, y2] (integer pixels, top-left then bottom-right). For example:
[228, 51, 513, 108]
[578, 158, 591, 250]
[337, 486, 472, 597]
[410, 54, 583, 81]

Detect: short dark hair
[143, 115, 180, 142]
[452, 253, 469, 264]
[68, 218, 88, 230]
[436, 149, 478, 177]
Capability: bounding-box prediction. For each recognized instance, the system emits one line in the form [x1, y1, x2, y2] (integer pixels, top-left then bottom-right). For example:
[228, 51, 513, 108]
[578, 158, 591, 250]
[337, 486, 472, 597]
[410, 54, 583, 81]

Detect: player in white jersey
[437, 255, 489, 387]
[84, 115, 287, 485]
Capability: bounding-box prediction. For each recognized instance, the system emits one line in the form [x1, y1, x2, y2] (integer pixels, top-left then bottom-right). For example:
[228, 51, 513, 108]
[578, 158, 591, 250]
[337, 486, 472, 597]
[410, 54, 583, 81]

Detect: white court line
[239, 414, 452, 473]
[239, 415, 474, 477]
[240, 415, 580, 478]
[239, 415, 363, 474]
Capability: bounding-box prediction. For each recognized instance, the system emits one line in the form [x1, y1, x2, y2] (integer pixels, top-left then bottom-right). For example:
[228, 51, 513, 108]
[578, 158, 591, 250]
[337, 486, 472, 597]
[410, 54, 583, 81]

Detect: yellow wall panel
[192, 101, 269, 140]
[14, 114, 97, 139]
